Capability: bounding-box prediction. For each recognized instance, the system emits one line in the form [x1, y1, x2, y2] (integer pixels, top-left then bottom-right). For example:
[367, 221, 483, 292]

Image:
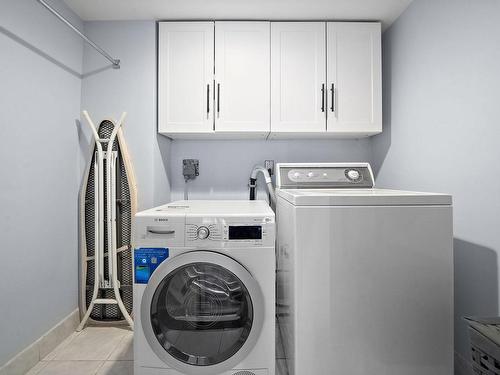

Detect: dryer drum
[150, 262, 254, 366]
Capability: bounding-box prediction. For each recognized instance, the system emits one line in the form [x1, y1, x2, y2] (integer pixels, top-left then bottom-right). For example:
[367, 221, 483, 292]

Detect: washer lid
[277, 188, 452, 206]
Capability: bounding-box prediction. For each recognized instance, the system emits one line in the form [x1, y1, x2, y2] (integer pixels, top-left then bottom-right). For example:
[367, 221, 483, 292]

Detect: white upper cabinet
[157, 21, 382, 139]
[271, 22, 326, 133]
[215, 22, 270, 136]
[158, 22, 214, 134]
[327, 22, 382, 135]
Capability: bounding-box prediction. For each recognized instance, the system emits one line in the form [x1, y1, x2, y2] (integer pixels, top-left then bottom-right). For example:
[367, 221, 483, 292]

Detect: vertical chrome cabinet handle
[217, 83, 220, 118]
[321, 84, 325, 112]
[330, 83, 335, 112]
[206, 84, 210, 118]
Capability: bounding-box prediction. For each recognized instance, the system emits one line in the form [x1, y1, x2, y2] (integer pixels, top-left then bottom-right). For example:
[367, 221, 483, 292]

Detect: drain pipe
[249, 165, 276, 206]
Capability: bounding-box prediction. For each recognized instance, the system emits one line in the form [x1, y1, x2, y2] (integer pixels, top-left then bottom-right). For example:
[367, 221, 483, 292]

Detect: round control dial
[197, 226, 210, 239]
[345, 169, 362, 182]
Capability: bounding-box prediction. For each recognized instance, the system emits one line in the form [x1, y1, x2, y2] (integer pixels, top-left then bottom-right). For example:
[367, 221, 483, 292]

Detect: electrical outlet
[265, 160, 275, 176]
[183, 159, 199, 181]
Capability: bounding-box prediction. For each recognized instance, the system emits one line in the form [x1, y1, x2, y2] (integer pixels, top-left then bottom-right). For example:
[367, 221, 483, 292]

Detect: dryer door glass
[150, 262, 254, 366]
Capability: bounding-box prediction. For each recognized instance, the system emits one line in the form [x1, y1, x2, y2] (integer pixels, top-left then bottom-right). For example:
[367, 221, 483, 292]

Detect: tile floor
[26, 326, 133, 375]
[26, 324, 288, 375]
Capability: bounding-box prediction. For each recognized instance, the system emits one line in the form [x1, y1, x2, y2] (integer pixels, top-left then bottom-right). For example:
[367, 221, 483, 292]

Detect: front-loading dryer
[133, 200, 275, 375]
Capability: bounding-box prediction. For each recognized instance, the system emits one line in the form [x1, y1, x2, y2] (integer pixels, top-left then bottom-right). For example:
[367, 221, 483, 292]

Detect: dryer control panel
[276, 163, 375, 189]
[185, 217, 274, 248]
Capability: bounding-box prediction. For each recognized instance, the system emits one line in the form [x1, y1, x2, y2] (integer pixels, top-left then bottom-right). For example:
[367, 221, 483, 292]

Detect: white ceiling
[63, 0, 413, 29]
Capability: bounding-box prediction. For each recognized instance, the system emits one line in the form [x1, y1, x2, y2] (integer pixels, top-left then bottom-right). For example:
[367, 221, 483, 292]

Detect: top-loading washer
[275, 163, 453, 375]
[133, 200, 275, 375]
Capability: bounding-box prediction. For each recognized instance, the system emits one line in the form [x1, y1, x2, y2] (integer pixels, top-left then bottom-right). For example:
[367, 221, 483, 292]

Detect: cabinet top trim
[156, 20, 381, 24]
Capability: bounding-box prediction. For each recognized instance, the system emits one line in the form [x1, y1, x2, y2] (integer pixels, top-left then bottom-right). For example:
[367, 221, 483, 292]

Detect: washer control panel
[277, 163, 374, 189]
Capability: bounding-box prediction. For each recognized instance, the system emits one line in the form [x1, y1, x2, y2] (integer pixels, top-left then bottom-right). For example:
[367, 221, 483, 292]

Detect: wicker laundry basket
[466, 317, 500, 375]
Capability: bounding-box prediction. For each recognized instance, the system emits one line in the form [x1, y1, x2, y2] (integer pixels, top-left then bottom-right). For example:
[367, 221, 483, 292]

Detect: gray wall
[169, 139, 372, 201]
[372, 0, 500, 369]
[0, 0, 83, 365]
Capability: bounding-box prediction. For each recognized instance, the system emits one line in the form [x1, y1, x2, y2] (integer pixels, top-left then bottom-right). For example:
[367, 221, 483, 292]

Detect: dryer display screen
[228, 226, 262, 240]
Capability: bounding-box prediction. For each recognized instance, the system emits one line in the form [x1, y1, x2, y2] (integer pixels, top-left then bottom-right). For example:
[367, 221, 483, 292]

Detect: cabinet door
[271, 22, 326, 133]
[215, 22, 270, 134]
[327, 22, 382, 135]
[158, 22, 214, 134]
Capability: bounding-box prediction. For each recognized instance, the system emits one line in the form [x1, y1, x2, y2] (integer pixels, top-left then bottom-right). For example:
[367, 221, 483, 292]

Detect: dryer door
[141, 251, 264, 375]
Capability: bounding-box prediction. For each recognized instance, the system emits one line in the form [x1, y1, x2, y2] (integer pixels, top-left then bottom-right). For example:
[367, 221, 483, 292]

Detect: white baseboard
[0, 309, 79, 375]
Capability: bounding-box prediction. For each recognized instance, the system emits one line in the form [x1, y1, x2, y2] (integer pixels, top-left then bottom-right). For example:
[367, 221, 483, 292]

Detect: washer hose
[249, 166, 276, 206]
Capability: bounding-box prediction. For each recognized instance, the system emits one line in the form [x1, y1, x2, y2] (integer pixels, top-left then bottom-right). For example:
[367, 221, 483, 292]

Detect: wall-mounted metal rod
[36, 0, 120, 69]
